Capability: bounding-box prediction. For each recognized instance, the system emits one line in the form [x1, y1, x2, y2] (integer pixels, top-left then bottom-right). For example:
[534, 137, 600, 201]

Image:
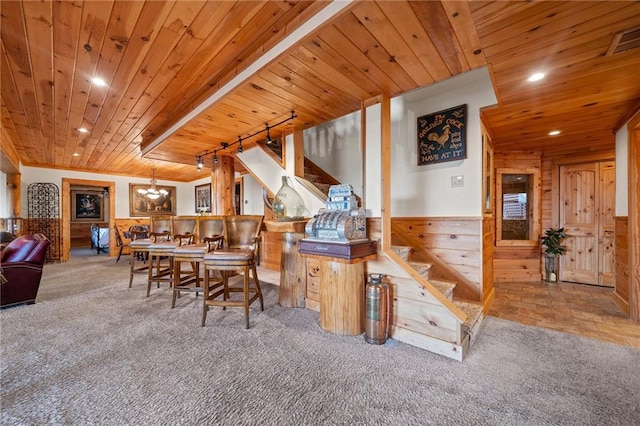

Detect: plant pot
[544, 254, 559, 283]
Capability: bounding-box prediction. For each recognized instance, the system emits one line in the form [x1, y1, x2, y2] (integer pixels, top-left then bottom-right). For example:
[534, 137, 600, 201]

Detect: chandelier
[137, 168, 168, 200]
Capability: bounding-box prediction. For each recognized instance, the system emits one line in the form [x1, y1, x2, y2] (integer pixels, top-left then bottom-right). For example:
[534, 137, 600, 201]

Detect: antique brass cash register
[299, 184, 376, 260]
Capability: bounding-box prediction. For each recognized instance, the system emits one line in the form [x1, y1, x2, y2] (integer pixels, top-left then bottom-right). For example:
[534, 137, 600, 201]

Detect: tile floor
[488, 280, 640, 348]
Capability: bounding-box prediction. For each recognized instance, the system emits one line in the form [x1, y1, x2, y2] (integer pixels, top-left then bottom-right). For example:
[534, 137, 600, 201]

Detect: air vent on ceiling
[606, 25, 640, 56]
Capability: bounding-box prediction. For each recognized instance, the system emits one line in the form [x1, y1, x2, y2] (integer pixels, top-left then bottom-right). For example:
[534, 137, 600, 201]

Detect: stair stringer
[391, 221, 480, 301]
[367, 249, 472, 361]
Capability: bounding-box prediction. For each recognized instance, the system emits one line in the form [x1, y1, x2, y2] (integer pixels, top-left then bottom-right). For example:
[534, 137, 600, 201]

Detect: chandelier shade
[137, 168, 169, 200]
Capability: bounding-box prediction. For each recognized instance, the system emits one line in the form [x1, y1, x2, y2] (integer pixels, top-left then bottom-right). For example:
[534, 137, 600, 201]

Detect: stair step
[429, 279, 456, 301]
[454, 300, 484, 347]
[391, 245, 412, 261]
[313, 182, 332, 193]
[305, 173, 320, 183]
[408, 261, 431, 279]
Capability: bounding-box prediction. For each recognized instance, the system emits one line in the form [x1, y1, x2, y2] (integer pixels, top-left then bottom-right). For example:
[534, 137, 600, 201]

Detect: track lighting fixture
[265, 125, 272, 144]
[195, 110, 296, 170]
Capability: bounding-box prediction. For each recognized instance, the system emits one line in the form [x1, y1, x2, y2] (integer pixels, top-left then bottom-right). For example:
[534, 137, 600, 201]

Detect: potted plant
[541, 227, 568, 283]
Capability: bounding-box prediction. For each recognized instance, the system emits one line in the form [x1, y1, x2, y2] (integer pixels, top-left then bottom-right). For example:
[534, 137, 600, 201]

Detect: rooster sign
[417, 104, 467, 165]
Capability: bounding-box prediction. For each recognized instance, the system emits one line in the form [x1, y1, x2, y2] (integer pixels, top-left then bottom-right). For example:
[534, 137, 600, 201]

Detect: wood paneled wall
[113, 218, 151, 256]
[614, 216, 630, 315]
[389, 217, 482, 299]
[482, 215, 495, 306]
[493, 151, 543, 282]
[70, 222, 107, 248]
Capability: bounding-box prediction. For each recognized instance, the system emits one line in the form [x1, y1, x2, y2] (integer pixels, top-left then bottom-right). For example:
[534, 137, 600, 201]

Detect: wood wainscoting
[614, 216, 630, 315]
[388, 217, 484, 301]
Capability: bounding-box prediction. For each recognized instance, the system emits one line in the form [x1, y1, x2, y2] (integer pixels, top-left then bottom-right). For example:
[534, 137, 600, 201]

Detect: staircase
[376, 244, 484, 361]
[303, 158, 339, 197]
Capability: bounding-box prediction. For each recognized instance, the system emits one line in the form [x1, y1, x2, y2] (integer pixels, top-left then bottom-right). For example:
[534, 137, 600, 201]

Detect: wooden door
[559, 161, 615, 286]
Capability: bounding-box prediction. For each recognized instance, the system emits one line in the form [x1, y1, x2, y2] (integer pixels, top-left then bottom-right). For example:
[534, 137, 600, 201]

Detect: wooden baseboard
[613, 291, 630, 316]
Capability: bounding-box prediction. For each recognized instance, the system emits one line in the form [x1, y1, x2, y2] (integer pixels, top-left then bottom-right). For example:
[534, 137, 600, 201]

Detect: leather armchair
[1, 233, 50, 308]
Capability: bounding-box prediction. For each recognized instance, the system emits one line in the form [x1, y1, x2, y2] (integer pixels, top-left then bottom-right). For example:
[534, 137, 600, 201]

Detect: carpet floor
[1, 254, 639, 425]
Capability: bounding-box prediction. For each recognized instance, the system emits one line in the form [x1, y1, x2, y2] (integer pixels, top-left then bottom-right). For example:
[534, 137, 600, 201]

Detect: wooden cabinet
[306, 258, 321, 312]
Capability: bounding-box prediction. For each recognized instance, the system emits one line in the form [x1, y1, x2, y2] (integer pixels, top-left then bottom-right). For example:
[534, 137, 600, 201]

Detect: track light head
[196, 155, 204, 171]
[265, 125, 272, 144]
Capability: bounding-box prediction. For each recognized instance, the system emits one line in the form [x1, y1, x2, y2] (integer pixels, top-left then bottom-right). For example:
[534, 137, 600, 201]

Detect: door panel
[559, 161, 615, 287]
[560, 164, 598, 284]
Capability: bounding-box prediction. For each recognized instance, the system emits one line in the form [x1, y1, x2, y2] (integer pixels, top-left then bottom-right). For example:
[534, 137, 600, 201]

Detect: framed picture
[482, 131, 495, 214]
[129, 183, 176, 217]
[195, 183, 212, 213]
[72, 191, 104, 221]
[417, 104, 467, 165]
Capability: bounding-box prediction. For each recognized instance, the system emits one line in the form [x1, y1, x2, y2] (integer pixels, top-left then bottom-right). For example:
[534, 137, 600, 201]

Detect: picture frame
[417, 104, 467, 166]
[72, 190, 104, 222]
[482, 131, 495, 214]
[129, 183, 176, 217]
[195, 183, 212, 213]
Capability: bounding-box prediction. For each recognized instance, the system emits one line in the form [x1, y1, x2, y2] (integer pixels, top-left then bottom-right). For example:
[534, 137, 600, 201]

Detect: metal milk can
[365, 273, 390, 345]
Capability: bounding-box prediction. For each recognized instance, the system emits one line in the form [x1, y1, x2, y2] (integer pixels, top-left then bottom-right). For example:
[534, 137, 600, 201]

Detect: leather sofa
[1, 233, 50, 308]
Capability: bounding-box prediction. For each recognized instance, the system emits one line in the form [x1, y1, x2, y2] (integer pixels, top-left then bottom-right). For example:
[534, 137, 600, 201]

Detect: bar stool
[147, 232, 195, 295]
[129, 238, 152, 288]
[146, 237, 181, 297]
[202, 215, 264, 329]
[172, 235, 223, 308]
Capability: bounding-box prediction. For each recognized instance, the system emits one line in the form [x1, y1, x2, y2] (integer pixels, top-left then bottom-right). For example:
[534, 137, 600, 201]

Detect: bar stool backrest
[150, 216, 172, 234]
[172, 217, 197, 237]
[197, 216, 226, 243]
[224, 215, 263, 250]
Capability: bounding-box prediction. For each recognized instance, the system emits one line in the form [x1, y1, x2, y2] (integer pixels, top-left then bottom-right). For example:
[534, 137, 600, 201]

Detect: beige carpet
[1, 253, 639, 425]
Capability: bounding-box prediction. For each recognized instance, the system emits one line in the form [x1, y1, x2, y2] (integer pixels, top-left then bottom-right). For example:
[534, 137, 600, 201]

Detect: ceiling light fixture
[548, 130, 561, 136]
[78, 127, 89, 133]
[195, 110, 296, 170]
[91, 77, 107, 87]
[137, 168, 168, 200]
[72, 153, 80, 157]
[528, 72, 545, 82]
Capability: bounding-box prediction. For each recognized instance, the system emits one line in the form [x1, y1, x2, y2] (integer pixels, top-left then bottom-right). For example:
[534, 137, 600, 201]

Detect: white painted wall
[364, 68, 496, 217]
[615, 122, 629, 216]
[303, 110, 363, 197]
[0, 172, 7, 217]
[242, 174, 264, 215]
[20, 166, 210, 218]
[237, 140, 324, 217]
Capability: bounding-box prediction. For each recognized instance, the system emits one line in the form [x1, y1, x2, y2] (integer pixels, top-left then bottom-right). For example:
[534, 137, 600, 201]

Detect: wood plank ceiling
[1, 1, 639, 182]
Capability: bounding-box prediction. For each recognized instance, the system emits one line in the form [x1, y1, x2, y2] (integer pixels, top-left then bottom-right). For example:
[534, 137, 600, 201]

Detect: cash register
[299, 184, 375, 260]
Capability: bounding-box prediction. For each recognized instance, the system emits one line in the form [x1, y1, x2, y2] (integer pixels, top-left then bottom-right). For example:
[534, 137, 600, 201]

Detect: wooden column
[264, 220, 307, 308]
[6, 173, 20, 217]
[629, 119, 639, 322]
[319, 257, 365, 336]
[212, 155, 235, 215]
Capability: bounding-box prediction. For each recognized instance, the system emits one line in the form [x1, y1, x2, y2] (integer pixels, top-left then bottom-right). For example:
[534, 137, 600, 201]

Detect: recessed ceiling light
[548, 130, 561, 136]
[72, 153, 80, 157]
[91, 77, 107, 87]
[528, 72, 545, 82]
[78, 127, 89, 133]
